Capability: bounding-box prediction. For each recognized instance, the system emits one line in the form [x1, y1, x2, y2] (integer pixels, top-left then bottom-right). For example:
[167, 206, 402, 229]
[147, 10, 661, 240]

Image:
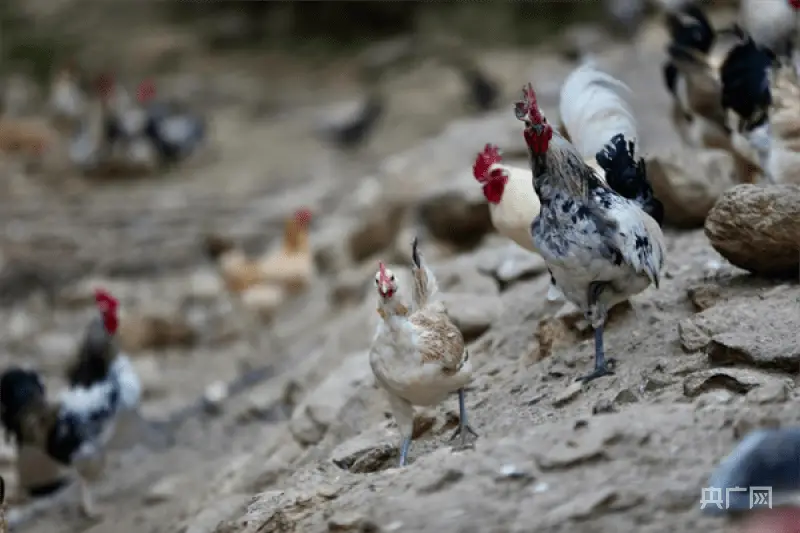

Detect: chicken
[473, 61, 646, 303]
[48, 62, 87, 134]
[369, 239, 475, 467]
[515, 82, 665, 382]
[0, 290, 141, 519]
[719, 27, 800, 184]
[662, 5, 736, 150]
[204, 208, 314, 349]
[718, 30, 781, 181]
[135, 79, 207, 165]
[471, 145, 563, 302]
[705, 427, 800, 515]
[69, 74, 157, 176]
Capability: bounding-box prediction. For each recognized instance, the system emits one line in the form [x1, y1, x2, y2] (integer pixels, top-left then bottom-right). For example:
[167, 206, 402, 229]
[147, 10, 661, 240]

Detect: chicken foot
[448, 388, 478, 449]
[577, 282, 616, 383]
[78, 477, 101, 520]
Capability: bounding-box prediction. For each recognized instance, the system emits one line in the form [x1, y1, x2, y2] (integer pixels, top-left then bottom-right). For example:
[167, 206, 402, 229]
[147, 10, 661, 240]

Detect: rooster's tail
[559, 61, 638, 165]
[596, 133, 664, 226]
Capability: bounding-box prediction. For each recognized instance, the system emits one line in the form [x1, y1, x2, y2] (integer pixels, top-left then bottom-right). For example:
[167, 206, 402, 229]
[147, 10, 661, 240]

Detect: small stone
[144, 476, 177, 505]
[327, 511, 378, 532]
[203, 381, 229, 414]
[316, 484, 341, 500]
[613, 388, 639, 405]
[687, 283, 722, 312]
[552, 382, 583, 407]
[592, 399, 615, 415]
[683, 368, 789, 398]
[746, 381, 789, 404]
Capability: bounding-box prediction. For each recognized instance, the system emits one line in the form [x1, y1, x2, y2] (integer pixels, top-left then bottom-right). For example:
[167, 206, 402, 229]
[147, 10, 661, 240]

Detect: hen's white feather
[559, 61, 638, 163]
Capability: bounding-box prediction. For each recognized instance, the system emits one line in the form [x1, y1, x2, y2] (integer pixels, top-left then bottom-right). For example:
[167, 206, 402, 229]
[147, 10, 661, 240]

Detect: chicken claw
[448, 388, 478, 449]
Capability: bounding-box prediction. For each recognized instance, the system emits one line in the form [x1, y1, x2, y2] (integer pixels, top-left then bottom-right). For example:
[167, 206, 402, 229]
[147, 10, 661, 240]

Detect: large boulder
[704, 184, 800, 276]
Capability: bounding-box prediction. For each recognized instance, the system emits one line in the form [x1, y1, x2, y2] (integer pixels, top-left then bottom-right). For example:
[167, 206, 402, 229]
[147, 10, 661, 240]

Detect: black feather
[66, 317, 114, 389]
[665, 5, 715, 55]
[0, 368, 45, 443]
[596, 134, 664, 227]
[719, 36, 777, 130]
[411, 237, 421, 269]
[662, 62, 679, 95]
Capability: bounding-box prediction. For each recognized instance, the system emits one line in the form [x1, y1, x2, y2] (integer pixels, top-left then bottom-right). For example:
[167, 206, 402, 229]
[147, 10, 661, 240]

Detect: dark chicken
[136, 80, 207, 165]
[515, 83, 665, 382]
[0, 289, 141, 518]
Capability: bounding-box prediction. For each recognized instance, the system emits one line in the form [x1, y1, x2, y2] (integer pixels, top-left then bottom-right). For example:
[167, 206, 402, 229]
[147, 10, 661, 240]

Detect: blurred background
[2, 1, 770, 533]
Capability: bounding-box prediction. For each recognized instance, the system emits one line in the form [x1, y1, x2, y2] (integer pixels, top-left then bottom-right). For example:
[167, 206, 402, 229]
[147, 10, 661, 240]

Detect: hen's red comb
[294, 207, 313, 225]
[473, 144, 503, 183]
[514, 83, 544, 125]
[94, 288, 118, 309]
[378, 261, 389, 282]
[789, 0, 800, 10]
[136, 79, 156, 103]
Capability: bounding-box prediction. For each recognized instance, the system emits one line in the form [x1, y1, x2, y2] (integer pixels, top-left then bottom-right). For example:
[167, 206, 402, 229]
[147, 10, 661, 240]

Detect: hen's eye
[375, 278, 380, 285]
[390, 274, 395, 280]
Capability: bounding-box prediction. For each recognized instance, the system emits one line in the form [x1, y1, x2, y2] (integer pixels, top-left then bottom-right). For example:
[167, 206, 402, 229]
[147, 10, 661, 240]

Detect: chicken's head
[514, 83, 552, 155]
[137, 79, 156, 104]
[94, 288, 119, 335]
[293, 207, 313, 228]
[375, 261, 397, 299]
[473, 144, 508, 204]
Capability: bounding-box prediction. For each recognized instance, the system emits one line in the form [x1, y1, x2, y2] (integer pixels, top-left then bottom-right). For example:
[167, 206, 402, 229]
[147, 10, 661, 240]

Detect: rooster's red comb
[514, 83, 544, 125]
[789, 0, 800, 10]
[378, 261, 389, 282]
[473, 144, 503, 183]
[294, 207, 312, 225]
[136, 79, 156, 103]
[94, 288, 118, 309]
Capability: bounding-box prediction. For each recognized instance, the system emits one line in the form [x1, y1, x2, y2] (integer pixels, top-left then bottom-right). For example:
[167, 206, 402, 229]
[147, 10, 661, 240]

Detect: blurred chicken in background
[203, 208, 314, 352]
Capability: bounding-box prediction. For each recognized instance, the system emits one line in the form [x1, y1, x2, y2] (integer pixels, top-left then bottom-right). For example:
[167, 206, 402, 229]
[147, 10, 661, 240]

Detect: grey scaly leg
[399, 436, 412, 467]
[448, 388, 478, 448]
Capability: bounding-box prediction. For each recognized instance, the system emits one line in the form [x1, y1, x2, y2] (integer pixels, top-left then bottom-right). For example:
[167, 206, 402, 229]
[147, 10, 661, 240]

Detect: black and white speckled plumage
[0, 355, 140, 468]
[529, 134, 664, 324]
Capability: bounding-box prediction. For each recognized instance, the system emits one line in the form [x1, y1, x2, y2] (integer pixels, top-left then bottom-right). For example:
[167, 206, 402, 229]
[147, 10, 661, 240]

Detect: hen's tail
[559, 61, 638, 165]
[410, 237, 439, 311]
[596, 133, 664, 226]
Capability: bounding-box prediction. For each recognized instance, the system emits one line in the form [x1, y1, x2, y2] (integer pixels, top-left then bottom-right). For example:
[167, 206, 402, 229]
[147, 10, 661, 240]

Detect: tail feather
[665, 5, 715, 55]
[410, 237, 439, 311]
[596, 133, 664, 226]
[559, 62, 638, 163]
[719, 35, 777, 130]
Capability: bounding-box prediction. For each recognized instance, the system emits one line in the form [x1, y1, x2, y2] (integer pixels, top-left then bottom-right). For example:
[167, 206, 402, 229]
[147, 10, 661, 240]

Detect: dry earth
[1, 13, 799, 533]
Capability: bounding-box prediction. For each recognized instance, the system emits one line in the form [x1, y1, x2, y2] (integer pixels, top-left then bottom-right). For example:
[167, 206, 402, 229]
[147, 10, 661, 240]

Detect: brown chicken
[204, 208, 314, 349]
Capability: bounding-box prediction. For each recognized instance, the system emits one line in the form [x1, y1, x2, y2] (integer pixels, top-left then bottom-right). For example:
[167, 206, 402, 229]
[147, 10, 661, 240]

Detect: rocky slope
[1, 14, 799, 533]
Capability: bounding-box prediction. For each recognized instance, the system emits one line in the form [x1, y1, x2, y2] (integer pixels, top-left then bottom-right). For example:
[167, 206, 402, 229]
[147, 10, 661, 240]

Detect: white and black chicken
[0, 289, 141, 518]
[514, 83, 665, 383]
[135, 80, 207, 166]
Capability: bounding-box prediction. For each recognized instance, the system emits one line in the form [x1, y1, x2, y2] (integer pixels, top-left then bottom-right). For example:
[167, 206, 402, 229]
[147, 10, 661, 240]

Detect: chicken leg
[577, 282, 616, 383]
[448, 388, 478, 449]
[78, 478, 101, 520]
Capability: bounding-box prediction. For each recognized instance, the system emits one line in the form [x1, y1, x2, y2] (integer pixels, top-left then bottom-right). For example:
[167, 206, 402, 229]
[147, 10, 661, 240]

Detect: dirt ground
[1, 8, 798, 533]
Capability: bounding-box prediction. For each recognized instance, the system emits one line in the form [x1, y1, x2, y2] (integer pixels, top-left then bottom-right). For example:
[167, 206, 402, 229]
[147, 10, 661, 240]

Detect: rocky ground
[1, 12, 799, 533]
